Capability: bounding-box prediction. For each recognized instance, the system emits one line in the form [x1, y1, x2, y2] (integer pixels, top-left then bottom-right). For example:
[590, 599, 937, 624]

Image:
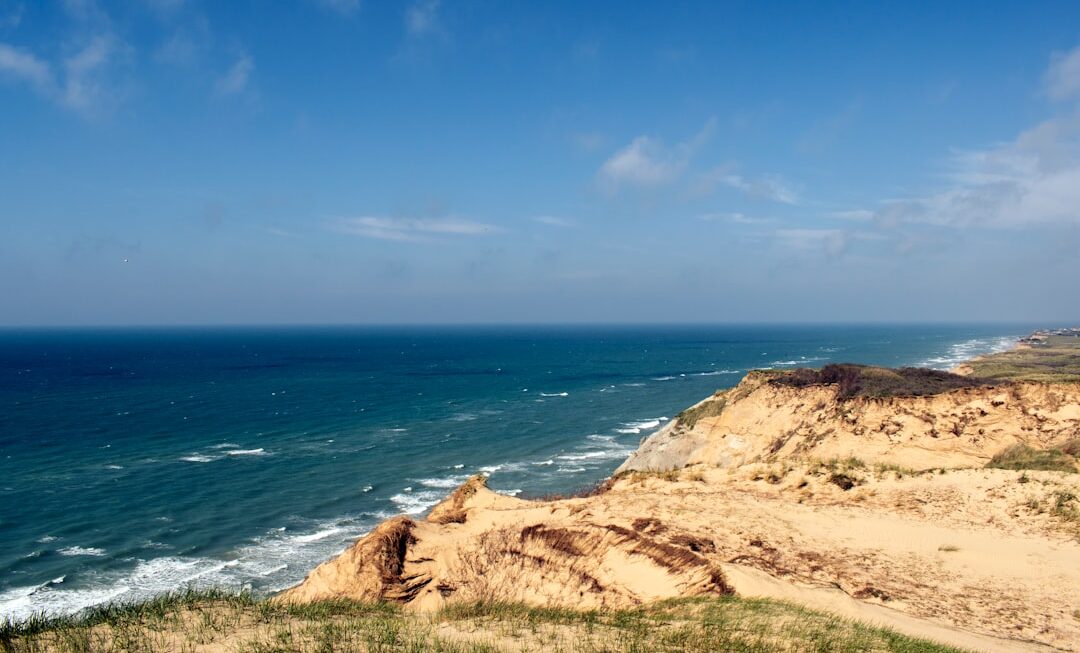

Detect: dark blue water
[0, 324, 1030, 619]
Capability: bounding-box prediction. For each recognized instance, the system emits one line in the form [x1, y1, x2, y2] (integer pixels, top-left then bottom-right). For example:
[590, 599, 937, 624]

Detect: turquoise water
[0, 324, 1029, 619]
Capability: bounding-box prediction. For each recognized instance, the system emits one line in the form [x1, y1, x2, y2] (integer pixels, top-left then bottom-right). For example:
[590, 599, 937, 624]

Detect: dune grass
[985, 443, 1079, 473]
[963, 335, 1080, 383]
[1, 590, 974, 653]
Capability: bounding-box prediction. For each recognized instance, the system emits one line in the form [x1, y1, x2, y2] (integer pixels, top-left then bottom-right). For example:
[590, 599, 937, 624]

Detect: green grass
[964, 335, 1080, 383]
[675, 393, 727, 429]
[985, 444, 1078, 473]
[0, 590, 976, 653]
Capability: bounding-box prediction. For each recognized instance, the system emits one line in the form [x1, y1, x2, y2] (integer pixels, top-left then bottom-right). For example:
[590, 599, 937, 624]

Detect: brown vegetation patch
[631, 517, 668, 534]
[521, 525, 585, 557]
[769, 364, 999, 400]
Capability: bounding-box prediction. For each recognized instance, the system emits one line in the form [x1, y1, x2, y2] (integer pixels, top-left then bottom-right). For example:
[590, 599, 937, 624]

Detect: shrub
[769, 364, 998, 400]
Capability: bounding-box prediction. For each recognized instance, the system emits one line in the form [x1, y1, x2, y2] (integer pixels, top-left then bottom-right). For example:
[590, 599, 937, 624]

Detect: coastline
[271, 328, 1080, 651]
[8, 325, 1080, 651]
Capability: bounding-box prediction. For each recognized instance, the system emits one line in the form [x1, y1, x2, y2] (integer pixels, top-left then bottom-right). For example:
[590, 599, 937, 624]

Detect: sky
[1, 1, 1079, 326]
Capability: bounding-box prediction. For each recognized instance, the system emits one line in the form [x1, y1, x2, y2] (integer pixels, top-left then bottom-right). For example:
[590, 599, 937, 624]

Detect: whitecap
[209, 443, 240, 450]
[226, 448, 268, 457]
[292, 528, 345, 544]
[389, 490, 444, 515]
[58, 546, 107, 557]
[651, 376, 677, 381]
[416, 475, 470, 489]
[539, 392, 569, 397]
[179, 454, 217, 463]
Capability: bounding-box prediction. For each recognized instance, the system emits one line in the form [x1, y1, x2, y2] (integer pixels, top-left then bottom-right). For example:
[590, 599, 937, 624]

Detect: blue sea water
[0, 324, 1031, 620]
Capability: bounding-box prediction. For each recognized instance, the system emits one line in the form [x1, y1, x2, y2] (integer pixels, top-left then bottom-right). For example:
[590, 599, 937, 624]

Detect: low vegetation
[985, 442, 1079, 473]
[675, 393, 727, 428]
[0, 591, 973, 653]
[767, 364, 997, 400]
[963, 335, 1080, 383]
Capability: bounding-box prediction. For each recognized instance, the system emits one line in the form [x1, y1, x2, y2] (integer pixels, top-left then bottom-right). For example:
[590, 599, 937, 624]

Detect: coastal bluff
[278, 356, 1080, 652]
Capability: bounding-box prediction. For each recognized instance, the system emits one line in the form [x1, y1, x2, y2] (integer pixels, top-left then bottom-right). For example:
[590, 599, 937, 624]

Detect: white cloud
[531, 216, 576, 228]
[0, 42, 53, 90]
[597, 118, 715, 193]
[715, 172, 800, 204]
[870, 109, 1080, 228]
[405, 0, 440, 37]
[1045, 45, 1080, 101]
[216, 52, 253, 95]
[335, 216, 500, 242]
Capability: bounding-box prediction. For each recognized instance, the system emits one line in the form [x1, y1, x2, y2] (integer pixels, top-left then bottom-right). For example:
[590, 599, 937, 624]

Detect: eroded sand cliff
[278, 369, 1080, 652]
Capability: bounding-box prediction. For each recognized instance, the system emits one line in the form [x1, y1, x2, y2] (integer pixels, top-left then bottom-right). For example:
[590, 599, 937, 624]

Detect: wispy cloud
[0, 2, 24, 29]
[405, 0, 440, 38]
[334, 216, 500, 242]
[698, 212, 775, 225]
[597, 118, 716, 193]
[0, 42, 53, 90]
[216, 52, 253, 95]
[1045, 44, 1080, 100]
[61, 35, 115, 110]
[698, 168, 801, 205]
[531, 216, 576, 228]
[773, 228, 850, 256]
[0, 35, 122, 114]
[313, 0, 359, 16]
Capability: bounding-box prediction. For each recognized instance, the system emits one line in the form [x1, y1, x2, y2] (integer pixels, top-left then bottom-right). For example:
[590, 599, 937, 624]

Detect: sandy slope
[279, 374, 1080, 652]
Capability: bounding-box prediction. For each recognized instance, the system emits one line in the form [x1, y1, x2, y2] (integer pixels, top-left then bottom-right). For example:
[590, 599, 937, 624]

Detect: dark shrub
[768, 364, 999, 400]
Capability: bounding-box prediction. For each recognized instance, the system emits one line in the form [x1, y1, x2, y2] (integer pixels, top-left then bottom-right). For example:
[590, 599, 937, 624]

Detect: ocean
[0, 324, 1030, 620]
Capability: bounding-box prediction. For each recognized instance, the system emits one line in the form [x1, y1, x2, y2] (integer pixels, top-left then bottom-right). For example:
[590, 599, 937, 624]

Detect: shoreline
[6, 323, 1071, 643]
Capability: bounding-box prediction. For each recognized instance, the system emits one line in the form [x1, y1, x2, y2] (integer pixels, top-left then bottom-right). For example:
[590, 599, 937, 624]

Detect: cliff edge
[278, 341, 1080, 652]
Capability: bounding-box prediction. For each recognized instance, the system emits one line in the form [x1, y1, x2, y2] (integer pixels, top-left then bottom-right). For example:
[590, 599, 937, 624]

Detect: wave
[769, 356, 827, 367]
[292, 528, 345, 544]
[539, 392, 569, 397]
[389, 489, 445, 515]
[694, 369, 741, 376]
[614, 417, 667, 435]
[179, 454, 216, 463]
[0, 515, 389, 622]
[225, 448, 268, 457]
[918, 336, 1018, 370]
[416, 475, 470, 489]
[58, 546, 106, 557]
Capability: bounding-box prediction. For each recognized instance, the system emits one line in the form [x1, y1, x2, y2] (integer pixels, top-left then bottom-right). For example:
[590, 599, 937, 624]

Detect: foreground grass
[0, 590, 974, 653]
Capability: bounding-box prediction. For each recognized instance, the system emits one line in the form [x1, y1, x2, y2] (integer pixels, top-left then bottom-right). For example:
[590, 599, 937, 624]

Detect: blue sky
[1, 1, 1079, 325]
